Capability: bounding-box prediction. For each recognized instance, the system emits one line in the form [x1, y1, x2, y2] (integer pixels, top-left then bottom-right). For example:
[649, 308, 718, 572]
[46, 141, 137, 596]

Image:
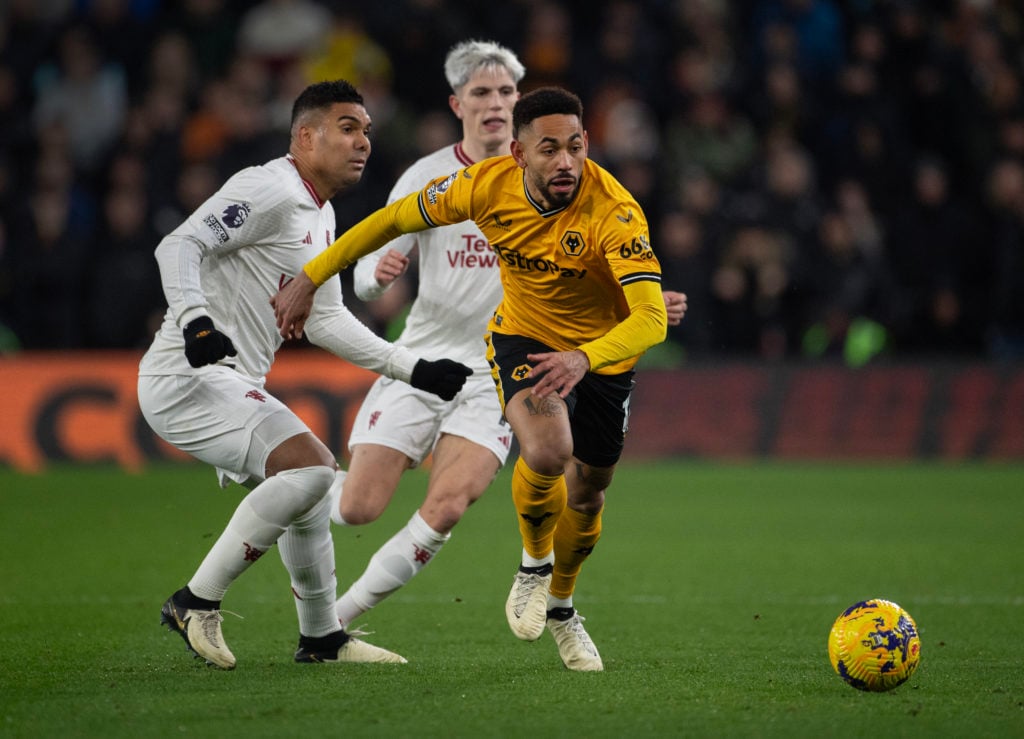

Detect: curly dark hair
[512, 86, 583, 137]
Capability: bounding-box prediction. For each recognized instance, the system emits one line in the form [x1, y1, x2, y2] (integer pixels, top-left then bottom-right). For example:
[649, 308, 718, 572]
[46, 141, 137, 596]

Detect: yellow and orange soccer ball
[828, 599, 921, 692]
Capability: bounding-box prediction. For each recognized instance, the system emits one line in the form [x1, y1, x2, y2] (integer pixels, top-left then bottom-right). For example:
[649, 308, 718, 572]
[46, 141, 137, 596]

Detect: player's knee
[569, 490, 605, 516]
[338, 493, 387, 526]
[430, 496, 471, 531]
[274, 464, 336, 511]
[518, 444, 571, 476]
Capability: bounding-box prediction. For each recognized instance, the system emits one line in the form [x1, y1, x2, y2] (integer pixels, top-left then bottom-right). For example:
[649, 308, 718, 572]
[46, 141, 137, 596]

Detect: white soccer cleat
[161, 596, 237, 670]
[334, 637, 408, 664]
[547, 610, 603, 672]
[295, 631, 408, 664]
[505, 565, 552, 641]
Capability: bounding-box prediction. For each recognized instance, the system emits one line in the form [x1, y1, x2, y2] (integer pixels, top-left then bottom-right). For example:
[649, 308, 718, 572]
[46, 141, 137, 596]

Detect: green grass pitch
[1, 461, 1021, 738]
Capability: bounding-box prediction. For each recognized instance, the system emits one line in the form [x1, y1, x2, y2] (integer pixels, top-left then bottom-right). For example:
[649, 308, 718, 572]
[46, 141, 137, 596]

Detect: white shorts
[138, 367, 310, 487]
[348, 372, 512, 467]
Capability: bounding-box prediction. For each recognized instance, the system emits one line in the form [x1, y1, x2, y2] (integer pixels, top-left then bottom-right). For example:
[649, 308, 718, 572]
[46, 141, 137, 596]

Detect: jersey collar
[454, 141, 475, 167]
[286, 154, 326, 209]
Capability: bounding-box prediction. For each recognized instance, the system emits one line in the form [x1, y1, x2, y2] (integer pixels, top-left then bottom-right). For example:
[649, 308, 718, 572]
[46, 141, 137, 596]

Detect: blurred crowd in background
[2, 0, 1024, 364]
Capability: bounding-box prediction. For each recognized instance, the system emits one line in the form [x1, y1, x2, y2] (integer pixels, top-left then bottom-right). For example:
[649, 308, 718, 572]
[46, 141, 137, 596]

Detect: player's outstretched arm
[273, 193, 433, 339]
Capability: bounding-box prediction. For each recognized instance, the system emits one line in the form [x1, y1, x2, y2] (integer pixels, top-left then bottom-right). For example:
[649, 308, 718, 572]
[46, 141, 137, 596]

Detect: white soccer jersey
[353, 143, 503, 372]
[139, 155, 417, 383]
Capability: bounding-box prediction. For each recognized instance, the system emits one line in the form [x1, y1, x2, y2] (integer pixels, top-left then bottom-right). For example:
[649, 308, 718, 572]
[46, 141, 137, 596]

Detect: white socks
[547, 595, 572, 610]
[522, 549, 554, 568]
[328, 469, 347, 526]
[335, 511, 449, 626]
[522, 551, 566, 611]
[189, 465, 335, 603]
[279, 493, 338, 638]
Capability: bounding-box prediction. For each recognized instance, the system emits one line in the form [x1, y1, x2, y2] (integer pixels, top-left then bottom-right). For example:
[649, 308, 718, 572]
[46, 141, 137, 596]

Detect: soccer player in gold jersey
[272, 86, 668, 671]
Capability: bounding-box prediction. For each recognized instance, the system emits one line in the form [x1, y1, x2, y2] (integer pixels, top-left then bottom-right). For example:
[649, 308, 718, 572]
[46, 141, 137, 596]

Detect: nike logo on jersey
[493, 214, 512, 230]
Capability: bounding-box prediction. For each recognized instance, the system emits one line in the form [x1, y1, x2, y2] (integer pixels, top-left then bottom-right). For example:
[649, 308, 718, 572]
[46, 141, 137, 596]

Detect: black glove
[183, 316, 237, 368]
[410, 358, 473, 400]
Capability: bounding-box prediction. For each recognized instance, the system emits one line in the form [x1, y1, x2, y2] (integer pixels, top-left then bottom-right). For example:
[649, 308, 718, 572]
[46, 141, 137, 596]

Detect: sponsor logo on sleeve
[203, 214, 230, 243]
[618, 234, 655, 260]
[426, 172, 459, 205]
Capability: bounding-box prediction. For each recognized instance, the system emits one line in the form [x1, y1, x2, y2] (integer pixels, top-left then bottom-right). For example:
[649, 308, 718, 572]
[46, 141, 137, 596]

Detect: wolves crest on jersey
[560, 230, 585, 256]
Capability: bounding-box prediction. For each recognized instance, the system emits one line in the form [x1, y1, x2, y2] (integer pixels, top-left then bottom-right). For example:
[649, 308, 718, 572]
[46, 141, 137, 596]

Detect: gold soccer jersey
[421, 156, 664, 374]
[304, 155, 666, 374]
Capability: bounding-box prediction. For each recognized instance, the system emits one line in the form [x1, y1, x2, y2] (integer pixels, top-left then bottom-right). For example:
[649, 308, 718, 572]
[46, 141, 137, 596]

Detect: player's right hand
[526, 349, 589, 399]
[271, 270, 316, 339]
[410, 358, 473, 400]
[183, 316, 237, 368]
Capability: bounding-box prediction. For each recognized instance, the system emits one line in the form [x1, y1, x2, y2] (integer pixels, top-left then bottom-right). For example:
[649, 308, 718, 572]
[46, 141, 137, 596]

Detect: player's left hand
[410, 358, 473, 400]
[271, 271, 317, 340]
[182, 316, 237, 368]
[374, 249, 410, 288]
[526, 349, 590, 399]
[662, 290, 687, 326]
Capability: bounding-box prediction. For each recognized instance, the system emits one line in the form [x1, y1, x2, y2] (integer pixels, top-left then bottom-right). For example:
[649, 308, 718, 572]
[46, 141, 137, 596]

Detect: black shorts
[486, 332, 636, 468]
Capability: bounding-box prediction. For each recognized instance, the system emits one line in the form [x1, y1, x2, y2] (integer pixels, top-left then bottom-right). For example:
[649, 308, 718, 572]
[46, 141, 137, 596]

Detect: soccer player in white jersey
[324, 43, 687, 669]
[137, 80, 471, 670]
[325, 41, 522, 635]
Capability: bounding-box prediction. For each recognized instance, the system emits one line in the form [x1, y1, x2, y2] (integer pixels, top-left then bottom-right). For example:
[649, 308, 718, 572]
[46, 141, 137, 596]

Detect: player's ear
[510, 139, 527, 169]
[294, 123, 315, 152]
[449, 93, 463, 119]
